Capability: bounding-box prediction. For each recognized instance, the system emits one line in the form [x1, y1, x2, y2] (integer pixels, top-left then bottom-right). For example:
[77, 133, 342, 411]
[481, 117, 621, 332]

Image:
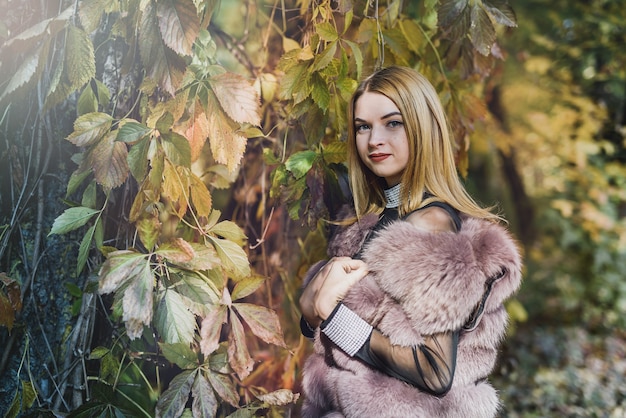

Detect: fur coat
[301, 212, 522, 418]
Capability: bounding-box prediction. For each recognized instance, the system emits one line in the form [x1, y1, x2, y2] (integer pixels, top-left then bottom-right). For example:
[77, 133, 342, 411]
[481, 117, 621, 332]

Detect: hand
[299, 257, 368, 328]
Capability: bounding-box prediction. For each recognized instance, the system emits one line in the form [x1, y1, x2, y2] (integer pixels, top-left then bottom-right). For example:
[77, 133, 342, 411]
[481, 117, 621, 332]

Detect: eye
[355, 124, 370, 132]
[387, 120, 403, 128]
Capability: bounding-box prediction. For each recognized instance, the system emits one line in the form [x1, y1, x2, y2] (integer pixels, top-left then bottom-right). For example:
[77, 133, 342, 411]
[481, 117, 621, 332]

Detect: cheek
[356, 137, 369, 162]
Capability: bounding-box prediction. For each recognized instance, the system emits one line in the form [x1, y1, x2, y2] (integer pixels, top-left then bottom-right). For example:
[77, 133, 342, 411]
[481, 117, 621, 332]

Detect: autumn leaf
[207, 109, 248, 173]
[470, 3, 496, 56]
[66, 112, 113, 147]
[207, 220, 247, 246]
[156, 237, 195, 263]
[190, 172, 212, 217]
[174, 272, 220, 316]
[98, 250, 149, 294]
[227, 311, 254, 379]
[206, 370, 240, 407]
[179, 100, 210, 161]
[65, 25, 96, 91]
[200, 304, 228, 355]
[155, 370, 196, 418]
[0, 44, 44, 101]
[88, 131, 130, 190]
[209, 72, 261, 126]
[156, 0, 200, 56]
[174, 242, 221, 271]
[139, 1, 185, 95]
[257, 389, 300, 406]
[233, 303, 286, 348]
[122, 264, 155, 340]
[231, 276, 266, 301]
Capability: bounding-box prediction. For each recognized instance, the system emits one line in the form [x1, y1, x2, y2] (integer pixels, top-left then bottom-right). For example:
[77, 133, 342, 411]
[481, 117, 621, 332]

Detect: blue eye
[355, 124, 370, 132]
[388, 120, 403, 128]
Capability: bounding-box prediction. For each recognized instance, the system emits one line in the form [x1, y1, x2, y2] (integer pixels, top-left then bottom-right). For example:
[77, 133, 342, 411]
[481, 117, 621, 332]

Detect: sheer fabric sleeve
[355, 328, 459, 397]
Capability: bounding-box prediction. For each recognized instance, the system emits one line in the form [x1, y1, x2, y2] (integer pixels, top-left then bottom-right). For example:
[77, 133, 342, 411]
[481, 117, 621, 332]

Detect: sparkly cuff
[321, 303, 373, 356]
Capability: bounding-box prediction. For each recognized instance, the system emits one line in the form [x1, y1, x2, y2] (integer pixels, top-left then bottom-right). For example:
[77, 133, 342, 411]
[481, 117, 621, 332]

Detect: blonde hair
[346, 66, 500, 221]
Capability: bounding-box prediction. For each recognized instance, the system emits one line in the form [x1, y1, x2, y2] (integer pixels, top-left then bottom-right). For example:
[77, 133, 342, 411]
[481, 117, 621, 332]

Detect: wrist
[321, 303, 373, 356]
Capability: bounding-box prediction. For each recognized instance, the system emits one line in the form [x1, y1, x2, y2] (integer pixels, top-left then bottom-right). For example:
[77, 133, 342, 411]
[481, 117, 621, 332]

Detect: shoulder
[405, 206, 457, 233]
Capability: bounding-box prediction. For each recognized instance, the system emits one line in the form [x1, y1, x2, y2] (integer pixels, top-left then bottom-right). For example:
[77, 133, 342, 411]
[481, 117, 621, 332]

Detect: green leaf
[79, 0, 117, 33]
[162, 132, 192, 167]
[322, 141, 347, 164]
[312, 40, 337, 72]
[89, 346, 110, 360]
[208, 237, 250, 280]
[310, 73, 330, 112]
[49, 206, 100, 236]
[315, 21, 339, 42]
[343, 40, 363, 80]
[66, 112, 113, 147]
[0, 43, 44, 102]
[117, 121, 152, 143]
[174, 272, 219, 316]
[128, 136, 151, 182]
[155, 289, 196, 344]
[77, 82, 98, 115]
[66, 163, 92, 198]
[192, 373, 217, 417]
[155, 370, 196, 418]
[208, 221, 246, 246]
[77, 223, 97, 274]
[231, 276, 266, 301]
[234, 303, 286, 348]
[160, 342, 199, 369]
[135, 214, 160, 251]
[285, 150, 317, 179]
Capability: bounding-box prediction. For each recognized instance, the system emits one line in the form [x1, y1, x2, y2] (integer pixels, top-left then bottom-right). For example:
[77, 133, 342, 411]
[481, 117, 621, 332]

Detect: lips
[369, 153, 390, 162]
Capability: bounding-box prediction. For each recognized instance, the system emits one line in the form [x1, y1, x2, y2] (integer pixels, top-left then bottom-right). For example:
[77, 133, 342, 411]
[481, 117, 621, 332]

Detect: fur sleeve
[361, 217, 522, 335]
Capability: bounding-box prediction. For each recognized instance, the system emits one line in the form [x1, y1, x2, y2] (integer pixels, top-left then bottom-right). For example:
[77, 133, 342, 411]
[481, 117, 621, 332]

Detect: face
[354, 91, 410, 186]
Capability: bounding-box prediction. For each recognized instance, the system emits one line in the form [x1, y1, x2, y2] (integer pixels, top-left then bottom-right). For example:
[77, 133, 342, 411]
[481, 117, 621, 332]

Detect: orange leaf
[182, 100, 210, 162]
[88, 131, 130, 190]
[234, 303, 286, 348]
[207, 110, 247, 174]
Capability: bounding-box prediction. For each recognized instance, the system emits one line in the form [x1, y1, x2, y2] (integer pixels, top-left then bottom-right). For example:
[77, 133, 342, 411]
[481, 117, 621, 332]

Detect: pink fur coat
[301, 213, 522, 418]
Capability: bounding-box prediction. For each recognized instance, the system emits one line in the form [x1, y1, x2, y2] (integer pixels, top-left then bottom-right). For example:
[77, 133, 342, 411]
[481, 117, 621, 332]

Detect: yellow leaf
[190, 173, 212, 217]
[209, 72, 261, 125]
[207, 111, 247, 174]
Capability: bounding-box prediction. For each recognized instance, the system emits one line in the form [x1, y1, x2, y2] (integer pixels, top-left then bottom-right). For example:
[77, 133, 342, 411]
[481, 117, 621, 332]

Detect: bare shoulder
[405, 206, 456, 233]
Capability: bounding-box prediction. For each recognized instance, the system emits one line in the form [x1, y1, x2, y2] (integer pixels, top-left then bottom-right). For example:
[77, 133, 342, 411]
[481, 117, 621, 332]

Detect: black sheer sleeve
[355, 329, 459, 397]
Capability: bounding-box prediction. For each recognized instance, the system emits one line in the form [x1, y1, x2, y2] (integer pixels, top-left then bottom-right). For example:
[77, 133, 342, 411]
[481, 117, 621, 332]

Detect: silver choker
[384, 183, 401, 208]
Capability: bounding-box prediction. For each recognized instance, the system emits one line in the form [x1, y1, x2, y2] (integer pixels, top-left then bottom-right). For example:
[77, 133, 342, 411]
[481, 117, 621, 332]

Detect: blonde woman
[299, 66, 522, 418]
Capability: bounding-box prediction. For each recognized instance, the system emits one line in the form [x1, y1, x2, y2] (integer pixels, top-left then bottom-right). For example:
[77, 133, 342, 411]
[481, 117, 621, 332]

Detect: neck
[384, 183, 401, 208]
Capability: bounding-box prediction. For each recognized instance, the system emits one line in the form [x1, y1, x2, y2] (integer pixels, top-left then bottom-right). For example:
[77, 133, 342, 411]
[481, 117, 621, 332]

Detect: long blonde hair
[346, 66, 500, 221]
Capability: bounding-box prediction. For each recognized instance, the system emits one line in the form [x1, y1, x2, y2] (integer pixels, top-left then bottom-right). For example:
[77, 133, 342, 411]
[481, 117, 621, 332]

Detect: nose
[368, 125, 385, 148]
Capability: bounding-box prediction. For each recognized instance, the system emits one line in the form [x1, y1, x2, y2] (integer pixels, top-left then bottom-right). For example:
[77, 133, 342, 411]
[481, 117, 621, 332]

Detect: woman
[299, 66, 522, 418]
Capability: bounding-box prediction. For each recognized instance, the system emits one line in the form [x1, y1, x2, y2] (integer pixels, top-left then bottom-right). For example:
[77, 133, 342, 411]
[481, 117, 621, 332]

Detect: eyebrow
[354, 112, 403, 123]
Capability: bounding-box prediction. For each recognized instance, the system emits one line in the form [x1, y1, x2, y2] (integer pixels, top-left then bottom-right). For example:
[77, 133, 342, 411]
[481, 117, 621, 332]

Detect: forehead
[354, 91, 400, 118]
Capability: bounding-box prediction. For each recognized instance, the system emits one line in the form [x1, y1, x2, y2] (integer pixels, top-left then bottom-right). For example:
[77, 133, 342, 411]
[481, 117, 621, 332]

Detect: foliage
[8, 0, 623, 416]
